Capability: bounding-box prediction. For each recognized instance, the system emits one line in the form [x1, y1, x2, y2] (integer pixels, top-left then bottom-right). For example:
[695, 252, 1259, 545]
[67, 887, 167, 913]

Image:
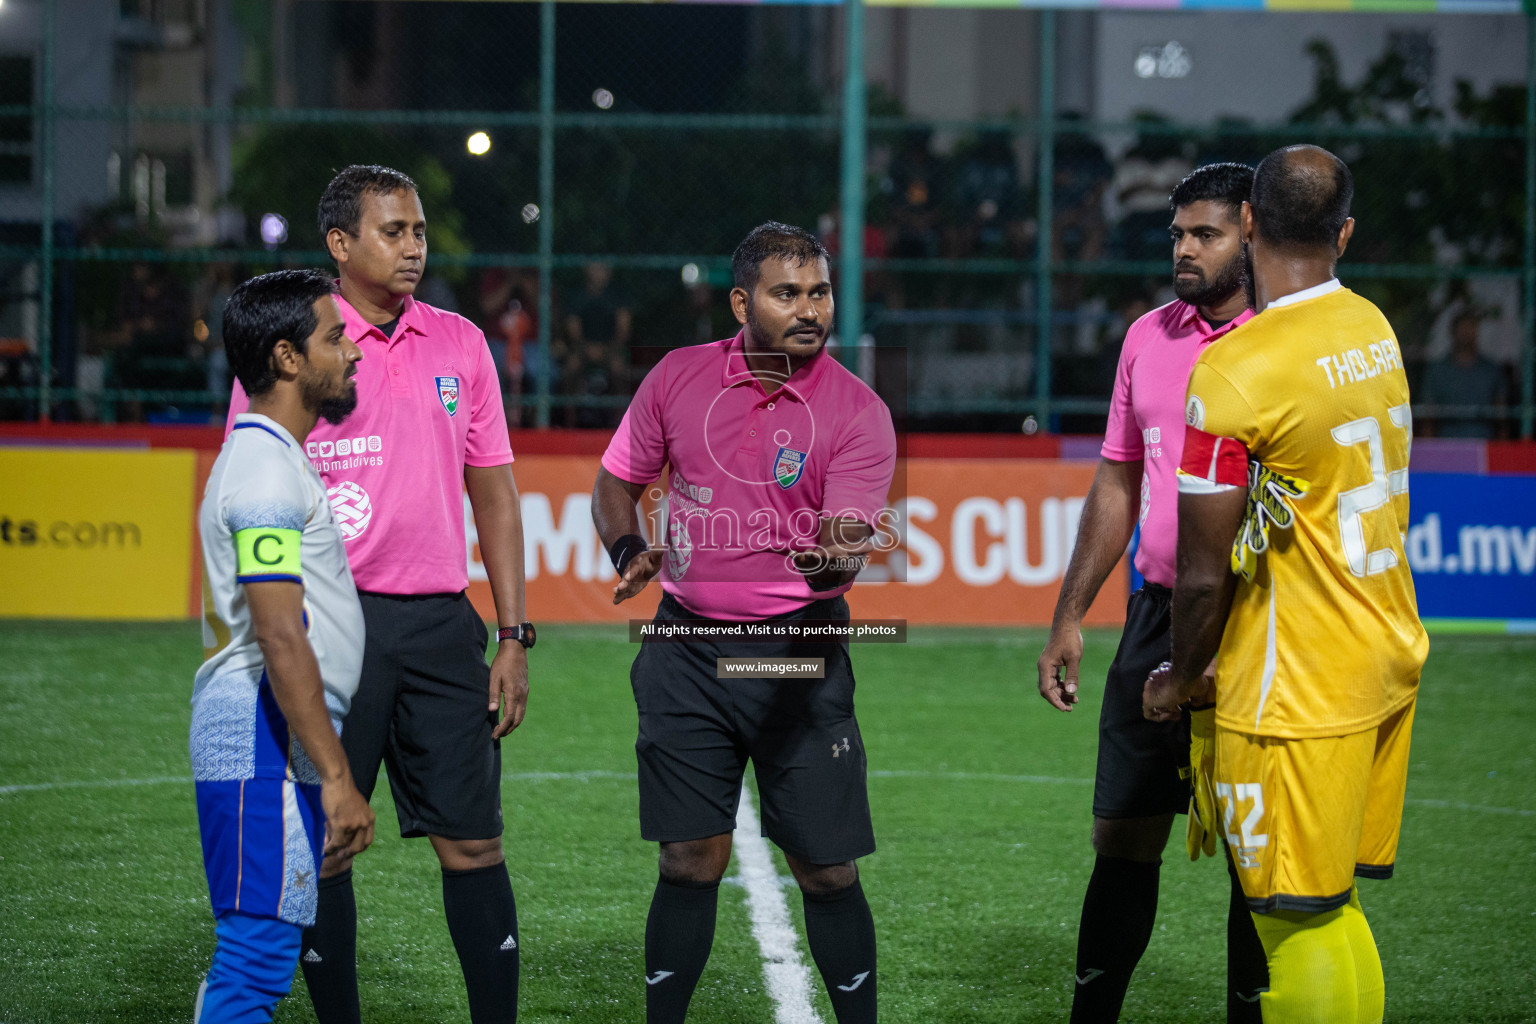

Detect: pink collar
[340, 292, 424, 347]
[1177, 301, 1254, 339]
[718, 330, 832, 402]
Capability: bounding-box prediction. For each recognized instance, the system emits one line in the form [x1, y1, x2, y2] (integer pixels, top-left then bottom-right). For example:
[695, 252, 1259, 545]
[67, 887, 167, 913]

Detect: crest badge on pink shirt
[774, 447, 806, 489]
[436, 376, 460, 416]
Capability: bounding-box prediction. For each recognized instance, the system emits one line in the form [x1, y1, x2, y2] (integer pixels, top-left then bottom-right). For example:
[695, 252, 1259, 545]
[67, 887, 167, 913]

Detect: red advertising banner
[0, 427, 1128, 625]
[469, 456, 1125, 627]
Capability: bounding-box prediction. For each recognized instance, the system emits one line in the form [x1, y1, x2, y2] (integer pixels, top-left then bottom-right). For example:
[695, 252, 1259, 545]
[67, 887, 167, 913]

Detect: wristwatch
[497, 622, 537, 649]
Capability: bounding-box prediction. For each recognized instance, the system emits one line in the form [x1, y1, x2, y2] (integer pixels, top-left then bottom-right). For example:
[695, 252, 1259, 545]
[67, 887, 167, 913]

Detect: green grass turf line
[1, 622, 1534, 1021]
[1421, 618, 1514, 635]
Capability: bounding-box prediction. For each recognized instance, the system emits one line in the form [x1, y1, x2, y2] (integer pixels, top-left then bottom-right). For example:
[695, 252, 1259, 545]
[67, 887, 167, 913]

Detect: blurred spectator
[1097, 291, 1156, 393]
[1422, 311, 1506, 438]
[1193, 119, 1268, 171]
[887, 128, 946, 259]
[818, 207, 891, 309]
[950, 129, 1027, 258]
[1110, 124, 1193, 261]
[0, 336, 34, 419]
[687, 280, 716, 345]
[562, 261, 631, 428]
[1045, 123, 1113, 358]
[192, 263, 238, 406]
[480, 267, 538, 427]
[819, 208, 890, 265]
[0, 260, 38, 419]
[116, 262, 184, 345]
[109, 261, 194, 421]
[416, 272, 460, 313]
[1425, 279, 1521, 367]
[1051, 118, 1112, 262]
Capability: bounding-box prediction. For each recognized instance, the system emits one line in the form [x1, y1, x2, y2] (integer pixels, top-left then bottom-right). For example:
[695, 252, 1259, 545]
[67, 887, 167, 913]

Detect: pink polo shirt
[1102, 300, 1253, 588]
[602, 332, 897, 621]
[227, 293, 512, 594]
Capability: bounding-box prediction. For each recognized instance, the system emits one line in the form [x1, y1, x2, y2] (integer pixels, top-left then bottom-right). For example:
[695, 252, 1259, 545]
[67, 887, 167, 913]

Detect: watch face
[521, 622, 536, 649]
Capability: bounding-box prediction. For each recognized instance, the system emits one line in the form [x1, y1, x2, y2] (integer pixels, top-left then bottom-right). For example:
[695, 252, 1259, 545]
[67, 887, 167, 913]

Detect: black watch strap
[497, 622, 536, 649]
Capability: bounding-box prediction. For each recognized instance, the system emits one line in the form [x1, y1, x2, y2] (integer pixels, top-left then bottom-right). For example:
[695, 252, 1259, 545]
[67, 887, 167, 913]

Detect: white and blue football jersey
[191, 412, 364, 926]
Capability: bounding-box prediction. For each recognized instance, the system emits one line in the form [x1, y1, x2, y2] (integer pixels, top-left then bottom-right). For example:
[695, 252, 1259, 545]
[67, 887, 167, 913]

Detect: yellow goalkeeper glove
[1185, 704, 1219, 861]
[1231, 461, 1310, 582]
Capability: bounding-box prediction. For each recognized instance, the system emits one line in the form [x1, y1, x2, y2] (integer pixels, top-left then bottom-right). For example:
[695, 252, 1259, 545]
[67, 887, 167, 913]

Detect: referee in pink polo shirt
[592, 223, 896, 1024]
[1035, 164, 1267, 1023]
[228, 166, 530, 1024]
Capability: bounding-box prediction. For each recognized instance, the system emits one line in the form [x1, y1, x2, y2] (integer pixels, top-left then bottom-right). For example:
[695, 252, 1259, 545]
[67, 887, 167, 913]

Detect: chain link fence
[1, 0, 1531, 438]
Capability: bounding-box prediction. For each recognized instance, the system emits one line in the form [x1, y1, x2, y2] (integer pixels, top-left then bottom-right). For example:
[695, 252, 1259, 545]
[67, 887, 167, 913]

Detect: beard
[745, 300, 828, 366]
[301, 372, 358, 425]
[1172, 248, 1246, 310]
[316, 390, 358, 426]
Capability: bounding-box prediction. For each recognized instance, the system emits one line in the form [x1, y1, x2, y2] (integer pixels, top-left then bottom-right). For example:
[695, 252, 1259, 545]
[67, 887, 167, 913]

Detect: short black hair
[317, 164, 419, 245]
[224, 269, 338, 397]
[1250, 145, 1353, 249]
[732, 221, 829, 291]
[1169, 162, 1254, 220]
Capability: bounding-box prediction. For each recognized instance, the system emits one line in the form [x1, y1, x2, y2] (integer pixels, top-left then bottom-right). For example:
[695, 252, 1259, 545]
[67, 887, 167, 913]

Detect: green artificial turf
[0, 621, 1531, 1022]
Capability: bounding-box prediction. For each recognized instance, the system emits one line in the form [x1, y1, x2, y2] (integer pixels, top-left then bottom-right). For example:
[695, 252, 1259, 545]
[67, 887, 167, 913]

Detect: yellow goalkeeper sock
[1342, 887, 1385, 1024]
[1250, 905, 1358, 1023]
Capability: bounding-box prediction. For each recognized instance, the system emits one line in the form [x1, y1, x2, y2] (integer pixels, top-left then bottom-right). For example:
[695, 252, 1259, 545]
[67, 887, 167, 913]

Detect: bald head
[1250, 145, 1353, 251]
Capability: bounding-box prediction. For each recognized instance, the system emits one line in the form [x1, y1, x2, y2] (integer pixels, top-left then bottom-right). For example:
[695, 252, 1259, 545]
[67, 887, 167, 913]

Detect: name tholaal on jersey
[1314, 337, 1402, 390]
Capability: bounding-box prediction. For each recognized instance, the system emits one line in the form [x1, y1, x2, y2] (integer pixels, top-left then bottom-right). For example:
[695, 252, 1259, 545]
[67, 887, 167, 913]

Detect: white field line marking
[500, 770, 635, 782]
[1, 771, 1531, 820]
[0, 769, 634, 796]
[733, 787, 824, 1024]
[0, 774, 190, 795]
[1401, 798, 1534, 817]
[870, 769, 1091, 786]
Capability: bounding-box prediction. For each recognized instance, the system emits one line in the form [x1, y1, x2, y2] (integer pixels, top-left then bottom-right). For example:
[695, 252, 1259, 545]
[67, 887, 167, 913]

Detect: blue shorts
[192, 669, 326, 927]
[194, 912, 303, 1024]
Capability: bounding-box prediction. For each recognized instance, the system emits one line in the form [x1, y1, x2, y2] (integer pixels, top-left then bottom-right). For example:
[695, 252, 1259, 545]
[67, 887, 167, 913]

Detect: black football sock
[802, 880, 877, 1024]
[1226, 849, 1269, 1021]
[1070, 855, 1161, 1023]
[644, 877, 720, 1024]
[442, 862, 520, 1024]
[299, 869, 361, 1024]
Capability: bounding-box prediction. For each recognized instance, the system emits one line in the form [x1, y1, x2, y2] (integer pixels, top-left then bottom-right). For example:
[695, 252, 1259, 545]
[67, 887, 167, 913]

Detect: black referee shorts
[344, 591, 503, 841]
[630, 593, 876, 865]
[1093, 582, 1191, 820]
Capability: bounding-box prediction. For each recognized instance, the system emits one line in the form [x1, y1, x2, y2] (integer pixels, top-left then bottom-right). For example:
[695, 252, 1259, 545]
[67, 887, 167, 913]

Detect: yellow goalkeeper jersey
[1181, 280, 1429, 739]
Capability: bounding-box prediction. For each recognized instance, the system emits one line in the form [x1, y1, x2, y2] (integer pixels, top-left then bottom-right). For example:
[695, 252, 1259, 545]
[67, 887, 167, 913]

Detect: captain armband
[234, 528, 303, 584]
[1177, 426, 1249, 494]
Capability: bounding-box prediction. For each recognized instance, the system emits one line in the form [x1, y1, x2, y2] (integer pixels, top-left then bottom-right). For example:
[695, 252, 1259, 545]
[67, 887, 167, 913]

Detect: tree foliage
[227, 124, 468, 264]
